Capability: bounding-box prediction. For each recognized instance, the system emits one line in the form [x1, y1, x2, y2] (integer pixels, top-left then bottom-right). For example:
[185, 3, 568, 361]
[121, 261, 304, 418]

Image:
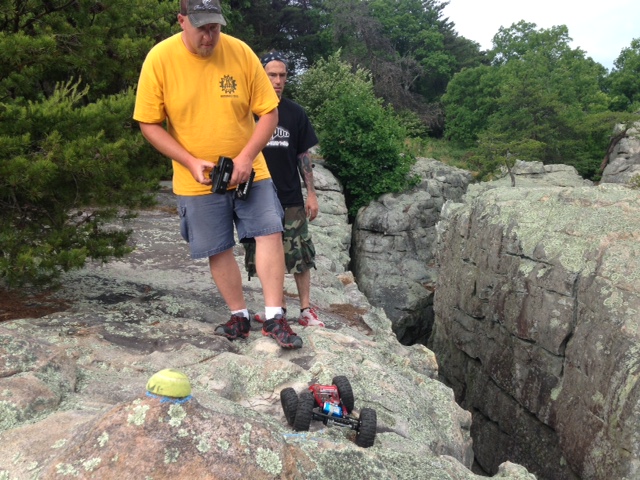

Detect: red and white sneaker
[250, 309, 264, 324]
[298, 307, 324, 327]
[252, 308, 286, 324]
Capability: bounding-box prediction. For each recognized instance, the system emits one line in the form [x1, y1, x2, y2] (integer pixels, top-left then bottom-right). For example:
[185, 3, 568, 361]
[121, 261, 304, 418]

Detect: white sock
[231, 309, 249, 319]
[264, 306, 283, 320]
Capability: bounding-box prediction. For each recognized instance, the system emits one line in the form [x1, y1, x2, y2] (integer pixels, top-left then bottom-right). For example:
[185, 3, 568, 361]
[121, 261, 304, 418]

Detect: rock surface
[0, 164, 532, 479]
[601, 122, 640, 184]
[432, 171, 640, 479]
[352, 158, 472, 345]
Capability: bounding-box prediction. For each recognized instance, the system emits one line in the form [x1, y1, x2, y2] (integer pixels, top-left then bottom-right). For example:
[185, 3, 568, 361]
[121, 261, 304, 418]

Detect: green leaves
[0, 0, 177, 288]
[442, 65, 499, 146]
[0, 79, 160, 288]
[325, 0, 480, 128]
[224, 0, 332, 70]
[295, 52, 415, 216]
[0, 0, 177, 103]
[608, 38, 640, 112]
[444, 21, 620, 180]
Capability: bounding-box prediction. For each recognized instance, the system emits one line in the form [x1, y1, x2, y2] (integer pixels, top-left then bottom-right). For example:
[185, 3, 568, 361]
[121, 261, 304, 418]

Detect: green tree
[0, 0, 177, 103]
[294, 52, 416, 216]
[225, 0, 333, 71]
[0, 80, 161, 287]
[607, 38, 640, 112]
[368, 0, 456, 100]
[442, 65, 500, 146]
[490, 21, 573, 65]
[444, 21, 613, 179]
[222, 0, 485, 133]
[0, 0, 176, 288]
[324, 0, 483, 133]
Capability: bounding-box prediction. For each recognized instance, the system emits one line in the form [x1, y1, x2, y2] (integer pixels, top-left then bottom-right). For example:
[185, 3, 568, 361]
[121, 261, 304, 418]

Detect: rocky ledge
[0, 164, 532, 479]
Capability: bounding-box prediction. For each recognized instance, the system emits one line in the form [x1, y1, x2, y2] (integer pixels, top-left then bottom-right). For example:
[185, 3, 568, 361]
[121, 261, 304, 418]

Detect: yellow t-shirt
[133, 32, 279, 196]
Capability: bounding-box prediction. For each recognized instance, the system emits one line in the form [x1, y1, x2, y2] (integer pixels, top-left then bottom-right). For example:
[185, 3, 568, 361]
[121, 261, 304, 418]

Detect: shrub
[0, 80, 164, 288]
[294, 52, 416, 216]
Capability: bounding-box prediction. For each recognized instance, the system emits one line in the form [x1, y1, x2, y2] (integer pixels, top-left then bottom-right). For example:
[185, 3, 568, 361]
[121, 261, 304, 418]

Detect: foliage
[324, 0, 484, 132]
[396, 109, 432, 139]
[471, 132, 545, 181]
[224, 0, 486, 110]
[225, 0, 333, 71]
[0, 80, 162, 287]
[0, 0, 177, 103]
[489, 21, 574, 66]
[444, 21, 617, 179]
[442, 65, 500, 146]
[405, 137, 475, 173]
[0, 0, 174, 287]
[368, 0, 456, 98]
[607, 38, 640, 112]
[294, 52, 416, 216]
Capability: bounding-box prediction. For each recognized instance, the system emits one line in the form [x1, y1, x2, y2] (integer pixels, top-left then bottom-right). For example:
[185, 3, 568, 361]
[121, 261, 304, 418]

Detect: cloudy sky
[442, 0, 640, 71]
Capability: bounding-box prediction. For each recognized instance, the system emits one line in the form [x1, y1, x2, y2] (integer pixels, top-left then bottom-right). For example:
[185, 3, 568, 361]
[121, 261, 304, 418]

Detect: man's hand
[306, 193, 319, 221]
[231, 108, 278, 186]
[190, 158, 215, 185]
[229, 153, 254, 186]
[298, 149, 318, 220]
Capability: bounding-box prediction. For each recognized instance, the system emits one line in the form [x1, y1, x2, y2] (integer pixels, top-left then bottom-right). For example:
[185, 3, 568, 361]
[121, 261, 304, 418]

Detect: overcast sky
[442, 0, 640, 71]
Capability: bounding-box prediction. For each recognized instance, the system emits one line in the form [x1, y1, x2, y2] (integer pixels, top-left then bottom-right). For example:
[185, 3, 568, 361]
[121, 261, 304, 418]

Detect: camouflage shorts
[244, 205, 316, 279]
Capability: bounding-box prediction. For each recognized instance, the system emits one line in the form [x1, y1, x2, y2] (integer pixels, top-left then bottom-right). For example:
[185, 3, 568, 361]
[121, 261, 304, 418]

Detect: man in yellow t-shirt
[133, 0, 302, 349]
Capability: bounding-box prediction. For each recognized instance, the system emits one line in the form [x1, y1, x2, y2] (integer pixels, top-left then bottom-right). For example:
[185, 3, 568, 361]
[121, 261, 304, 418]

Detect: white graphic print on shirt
[266, 126, 290, 148]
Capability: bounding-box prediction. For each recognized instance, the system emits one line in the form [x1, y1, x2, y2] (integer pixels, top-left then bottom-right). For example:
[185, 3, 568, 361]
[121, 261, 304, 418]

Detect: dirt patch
[0, 288, 70, 323]
[327, 303, 372, 335]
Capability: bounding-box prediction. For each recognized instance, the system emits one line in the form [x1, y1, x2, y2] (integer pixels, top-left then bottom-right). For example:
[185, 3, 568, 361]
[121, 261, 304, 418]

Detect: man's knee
[255, 232, 284, 248]
[255, 234, 285, 267]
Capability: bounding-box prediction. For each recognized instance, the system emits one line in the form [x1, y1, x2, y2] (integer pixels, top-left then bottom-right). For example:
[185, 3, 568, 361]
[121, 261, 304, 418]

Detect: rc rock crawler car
[280, 375, 377, 448]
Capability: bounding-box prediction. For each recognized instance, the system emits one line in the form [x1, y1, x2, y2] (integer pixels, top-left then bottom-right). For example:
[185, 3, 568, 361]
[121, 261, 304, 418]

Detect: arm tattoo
[297, 150, 316, 192]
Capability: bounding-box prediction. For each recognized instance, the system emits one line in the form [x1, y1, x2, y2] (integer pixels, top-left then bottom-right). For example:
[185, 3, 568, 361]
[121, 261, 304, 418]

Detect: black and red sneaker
[262, 314, 303, 349]
[214, 314, 251, 340]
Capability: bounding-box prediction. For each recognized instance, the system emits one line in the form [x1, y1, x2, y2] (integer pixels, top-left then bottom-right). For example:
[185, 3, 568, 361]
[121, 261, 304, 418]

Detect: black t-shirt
[263, 97, 318, 207]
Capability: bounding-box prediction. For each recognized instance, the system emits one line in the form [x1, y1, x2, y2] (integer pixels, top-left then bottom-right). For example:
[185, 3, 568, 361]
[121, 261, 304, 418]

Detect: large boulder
[352, 158, 472, 345]
[432, 178, 640, 479]
[0, 330, 77, 431]
[601, 122, 640, 184]
[485, 159, 593, 189]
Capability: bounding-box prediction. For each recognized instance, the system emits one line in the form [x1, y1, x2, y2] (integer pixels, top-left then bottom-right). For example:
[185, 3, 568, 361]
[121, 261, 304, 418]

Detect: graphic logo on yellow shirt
[219, 75, 237, 95]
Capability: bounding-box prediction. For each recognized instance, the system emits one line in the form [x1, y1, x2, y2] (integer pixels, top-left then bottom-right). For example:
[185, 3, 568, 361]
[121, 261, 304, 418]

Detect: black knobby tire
[293, 391, 315, 431]
[280, 388, 298, 427]
[332, 375, 355, 413]
[355, 407, 377, 448]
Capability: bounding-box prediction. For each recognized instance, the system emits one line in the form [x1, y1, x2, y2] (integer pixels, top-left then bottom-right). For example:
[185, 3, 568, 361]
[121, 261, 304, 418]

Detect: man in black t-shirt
[244, 51, 324, 327]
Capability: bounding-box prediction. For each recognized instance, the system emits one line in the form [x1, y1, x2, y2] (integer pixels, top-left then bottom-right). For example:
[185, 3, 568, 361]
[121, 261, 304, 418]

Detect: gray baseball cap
[186, 0, 227, 28]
